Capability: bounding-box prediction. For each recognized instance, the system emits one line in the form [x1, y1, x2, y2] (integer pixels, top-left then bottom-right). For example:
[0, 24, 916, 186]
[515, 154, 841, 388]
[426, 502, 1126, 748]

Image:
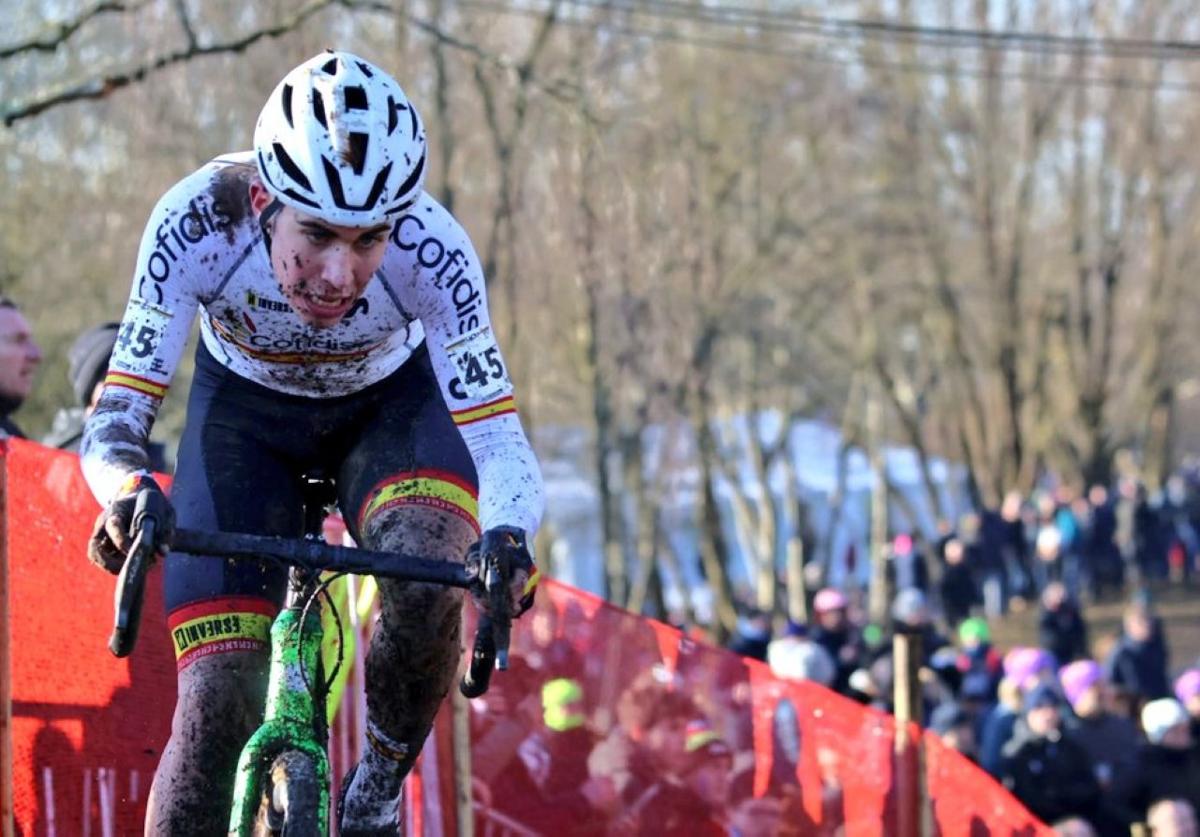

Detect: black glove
[87, 473, 174, 574]
[468, 525, 538, 618]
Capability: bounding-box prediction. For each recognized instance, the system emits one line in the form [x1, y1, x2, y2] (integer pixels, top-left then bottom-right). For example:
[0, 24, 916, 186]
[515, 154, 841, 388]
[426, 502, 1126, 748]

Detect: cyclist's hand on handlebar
[468, 525, 538, 618]
[87, 473, 174, 574]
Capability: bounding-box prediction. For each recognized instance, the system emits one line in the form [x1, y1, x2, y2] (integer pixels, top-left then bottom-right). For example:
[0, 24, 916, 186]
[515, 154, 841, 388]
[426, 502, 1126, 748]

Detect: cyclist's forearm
[458, 413, 545, 534]
[80, 390, 161, 504]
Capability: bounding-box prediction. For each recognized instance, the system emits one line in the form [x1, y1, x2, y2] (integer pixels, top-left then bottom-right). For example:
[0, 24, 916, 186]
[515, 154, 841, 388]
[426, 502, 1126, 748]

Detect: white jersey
[80, 153, 544, 534]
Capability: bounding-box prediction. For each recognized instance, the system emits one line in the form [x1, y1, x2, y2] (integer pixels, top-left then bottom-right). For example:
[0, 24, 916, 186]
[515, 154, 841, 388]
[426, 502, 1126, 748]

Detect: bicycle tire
[253, 750, 323, 837]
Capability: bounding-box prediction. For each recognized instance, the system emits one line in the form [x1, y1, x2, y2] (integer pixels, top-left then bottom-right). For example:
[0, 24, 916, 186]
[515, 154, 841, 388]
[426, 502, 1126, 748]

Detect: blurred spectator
[1003, 646, 1057, 692]
[938, 537, 978, 630]
[955, 617, 1002, 703]
[616, 719, 732, 835]
[43, 322, 168, 470]
[0, 297, 43, 438]
[980, 677, 1023, 777]
[929, 703, 977, 762]
[887, 532, 927, 595]
[972, 508, 1011, 618]
[1175, 669, 1200, 740]
[1145, 799, 1199, 837]
[1000, 682, 1101, 826]
[808, 588, 864, 693]
[1051, 818, 1097, 837]
[767, 623, 835, 688]
[727, 609, 772, 662]
[1106, 601, 1171, 704]
[1081, 484, 1123, 600]
[1128, 699, 1200, 817]
[480, 678, 618, 833]
[1059, 660, 1140, 832]
[1038, 582, 1089, 665]
[890, 588, 949, 663]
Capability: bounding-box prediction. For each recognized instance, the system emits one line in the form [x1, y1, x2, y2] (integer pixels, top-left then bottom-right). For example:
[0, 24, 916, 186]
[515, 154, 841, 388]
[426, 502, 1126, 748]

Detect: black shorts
[164, 341, 477, 669]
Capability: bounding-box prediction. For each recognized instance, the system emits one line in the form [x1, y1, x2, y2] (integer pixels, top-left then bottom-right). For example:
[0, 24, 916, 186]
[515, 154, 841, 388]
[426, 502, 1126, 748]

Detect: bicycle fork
[228, 602, 330, 835]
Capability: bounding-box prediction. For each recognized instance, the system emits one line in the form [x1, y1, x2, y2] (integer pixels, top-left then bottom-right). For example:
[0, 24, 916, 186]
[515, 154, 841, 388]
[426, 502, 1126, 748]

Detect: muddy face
[247, 180, 389, 329]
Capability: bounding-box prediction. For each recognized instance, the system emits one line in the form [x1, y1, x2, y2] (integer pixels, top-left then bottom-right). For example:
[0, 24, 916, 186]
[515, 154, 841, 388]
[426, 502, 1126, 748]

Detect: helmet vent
[394, 152, 425, 203]
[344, 85, 368, 111]
[345, 132, 369, 175]
[281, 83, 295, 128]
[322, 57, 340, 74]
[312, 91, 328, 128]
[272, 142, 313, 192]
[356, 61, 374, 78]
[386, 96, 399, 135]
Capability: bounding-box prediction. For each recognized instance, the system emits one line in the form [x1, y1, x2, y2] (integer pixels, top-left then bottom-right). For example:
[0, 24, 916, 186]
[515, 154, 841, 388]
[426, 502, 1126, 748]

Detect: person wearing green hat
[956, 617, 1002, 704]
[481, 677, 618, 833]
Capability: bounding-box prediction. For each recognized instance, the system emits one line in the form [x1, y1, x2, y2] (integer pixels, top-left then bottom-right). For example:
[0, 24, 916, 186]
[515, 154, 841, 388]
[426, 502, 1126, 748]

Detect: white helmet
[254, 50, 427, 227]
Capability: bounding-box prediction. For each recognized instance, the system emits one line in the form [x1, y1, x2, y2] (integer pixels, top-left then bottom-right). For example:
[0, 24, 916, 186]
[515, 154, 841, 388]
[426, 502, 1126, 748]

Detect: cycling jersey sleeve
[387, 205, 545, 536]
[80, 179, 211, 504]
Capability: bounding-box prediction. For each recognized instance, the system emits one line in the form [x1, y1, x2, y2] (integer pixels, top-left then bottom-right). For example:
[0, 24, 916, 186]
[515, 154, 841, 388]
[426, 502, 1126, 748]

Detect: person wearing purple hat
[1004, 646, 1057, 691]
[1061, 660, 1140, 833]
[1175, 669, 1200, 741]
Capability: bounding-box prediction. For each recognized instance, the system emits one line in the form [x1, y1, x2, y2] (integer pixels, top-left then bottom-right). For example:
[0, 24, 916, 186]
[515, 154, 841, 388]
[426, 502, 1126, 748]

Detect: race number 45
[446, 325, 510, 401]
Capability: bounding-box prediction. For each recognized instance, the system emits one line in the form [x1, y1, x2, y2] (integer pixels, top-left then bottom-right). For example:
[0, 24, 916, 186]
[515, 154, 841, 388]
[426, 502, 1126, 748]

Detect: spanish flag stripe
[104, 372, 168, 399]
[361, 469, 478, 503]
[168, 596, 279, 629]
[359, 476, 479, 532]
[450, 398, 517, 426]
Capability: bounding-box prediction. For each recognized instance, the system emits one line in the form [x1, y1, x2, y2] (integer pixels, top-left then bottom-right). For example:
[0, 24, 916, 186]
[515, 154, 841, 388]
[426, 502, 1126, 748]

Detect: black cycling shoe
[336, 763, 404, 837]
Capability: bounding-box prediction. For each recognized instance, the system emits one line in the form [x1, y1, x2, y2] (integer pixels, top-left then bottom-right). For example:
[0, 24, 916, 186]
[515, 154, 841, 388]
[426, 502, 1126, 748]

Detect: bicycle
[106, 475, 512, 836]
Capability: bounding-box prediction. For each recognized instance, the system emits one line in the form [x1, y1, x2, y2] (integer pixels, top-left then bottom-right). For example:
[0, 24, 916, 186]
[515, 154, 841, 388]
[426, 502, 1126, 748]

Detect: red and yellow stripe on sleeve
[104, 371, 169, 401]
[450, 395, 517, 427]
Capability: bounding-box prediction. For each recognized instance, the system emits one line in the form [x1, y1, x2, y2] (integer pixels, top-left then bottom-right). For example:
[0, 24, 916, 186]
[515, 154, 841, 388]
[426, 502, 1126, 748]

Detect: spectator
[1000, 681, 1101, 826]
[43, 322, 118, 450]
[1051, 818, 1097, 837]
[767, 623, 836, 688]
[480, 678, 617, 833]
[890, 588, 949, 663]
[617, 719, 732, 835]
[1082, 484, 1123, 601]
[43, 322, 169, 470]
[1003, 646, 1057, 692]
[1145, 799, 1199, 837]
[887, 532, 927, 595]
[955, 617, 1002, 702]
[938, 537, 978, 630]
[1060, 660, 1140, 832]
[0, 297, 43, 438]
[929, 703, 977, 761]
[1038, 582, 1089, 665]
[1106, 601, 1171, 703]
[1128, 699, 1200, 817]
[808, 588, 864, 693]
[727, 609, 772, 662]
[980, 677, 1023, 777]
[1175, 669, 1200, 740]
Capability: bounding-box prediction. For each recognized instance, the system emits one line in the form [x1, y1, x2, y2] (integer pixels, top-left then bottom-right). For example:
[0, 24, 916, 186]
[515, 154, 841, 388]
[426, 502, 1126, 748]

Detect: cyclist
[81, 50, 544, 836]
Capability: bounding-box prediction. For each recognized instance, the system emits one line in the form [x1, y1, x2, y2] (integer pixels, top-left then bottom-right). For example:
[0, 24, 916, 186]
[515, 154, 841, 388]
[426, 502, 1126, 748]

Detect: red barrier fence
[2, 438, 1051, 835]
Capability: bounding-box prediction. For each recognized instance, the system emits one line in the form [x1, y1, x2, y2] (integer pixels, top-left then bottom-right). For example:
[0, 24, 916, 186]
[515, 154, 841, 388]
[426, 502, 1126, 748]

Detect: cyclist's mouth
[299, 293, 353, 319]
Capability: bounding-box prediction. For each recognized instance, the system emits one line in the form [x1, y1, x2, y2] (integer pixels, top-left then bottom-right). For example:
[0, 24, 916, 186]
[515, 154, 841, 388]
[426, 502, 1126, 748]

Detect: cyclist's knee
[356, 498, 478, 561]
[173, 649, 268, 738]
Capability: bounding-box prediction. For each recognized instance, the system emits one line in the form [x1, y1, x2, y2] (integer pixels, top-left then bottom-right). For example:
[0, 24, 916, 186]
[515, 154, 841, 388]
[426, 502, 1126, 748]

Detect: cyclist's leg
[146, 350, 301, 836]
[337, 347, 479, 829]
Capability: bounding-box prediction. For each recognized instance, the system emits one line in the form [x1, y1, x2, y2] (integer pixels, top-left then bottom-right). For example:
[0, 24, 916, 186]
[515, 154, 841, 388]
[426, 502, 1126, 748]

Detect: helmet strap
[258, 198, 284, 255]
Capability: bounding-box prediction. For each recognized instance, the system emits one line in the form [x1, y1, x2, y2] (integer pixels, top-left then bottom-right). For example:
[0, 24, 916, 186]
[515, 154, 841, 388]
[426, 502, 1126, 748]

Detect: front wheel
[253, 750, 322, 836]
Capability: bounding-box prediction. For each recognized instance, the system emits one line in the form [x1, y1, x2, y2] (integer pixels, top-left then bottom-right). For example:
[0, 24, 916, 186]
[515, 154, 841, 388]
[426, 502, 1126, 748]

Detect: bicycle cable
[295, 571, 349, 697]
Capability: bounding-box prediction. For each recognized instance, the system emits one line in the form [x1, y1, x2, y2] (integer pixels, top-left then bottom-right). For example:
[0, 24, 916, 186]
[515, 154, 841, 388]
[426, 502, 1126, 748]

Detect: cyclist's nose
[320, 245, 356, 291]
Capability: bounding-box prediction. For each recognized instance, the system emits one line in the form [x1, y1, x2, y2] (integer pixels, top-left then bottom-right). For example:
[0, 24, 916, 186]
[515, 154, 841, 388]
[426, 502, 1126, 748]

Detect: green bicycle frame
[228, 599, 330, 835]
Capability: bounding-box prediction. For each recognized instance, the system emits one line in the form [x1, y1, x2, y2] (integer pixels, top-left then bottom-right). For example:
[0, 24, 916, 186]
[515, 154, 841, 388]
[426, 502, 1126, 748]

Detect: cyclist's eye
[304, 229, 333, 244]
[356, 234, 385, 249]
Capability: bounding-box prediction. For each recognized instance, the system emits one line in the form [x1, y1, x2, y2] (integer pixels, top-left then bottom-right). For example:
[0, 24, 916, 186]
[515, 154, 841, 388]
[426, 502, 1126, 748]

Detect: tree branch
[0, 0, 143, 60]
[3, 0, 339, 126]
